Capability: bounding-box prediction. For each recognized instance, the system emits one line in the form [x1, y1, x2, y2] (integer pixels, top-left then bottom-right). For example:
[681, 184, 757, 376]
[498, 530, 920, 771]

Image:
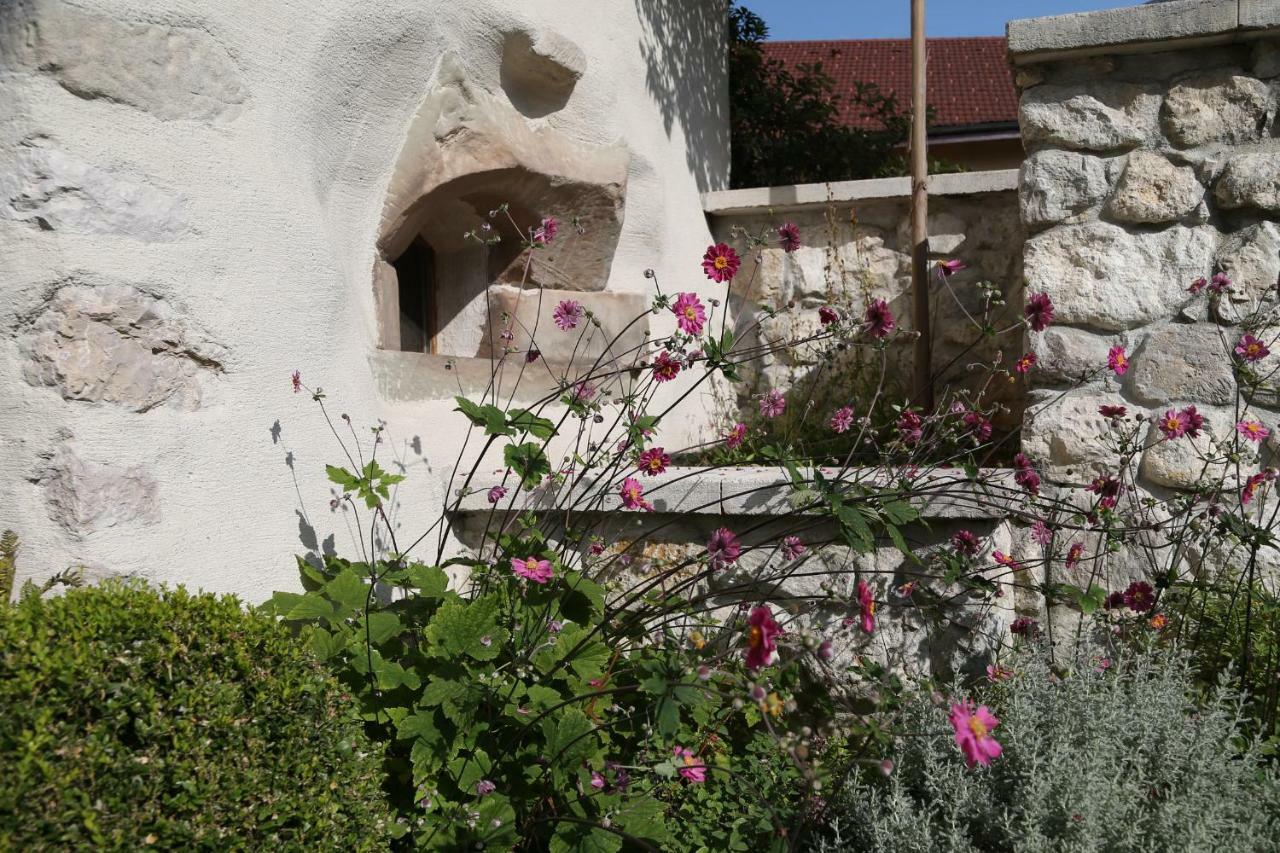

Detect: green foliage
[0, 530, 16, 601]
[0, 581, 393, 850]
[814, 644, 1280, 852]
[728, 4, 960, 188]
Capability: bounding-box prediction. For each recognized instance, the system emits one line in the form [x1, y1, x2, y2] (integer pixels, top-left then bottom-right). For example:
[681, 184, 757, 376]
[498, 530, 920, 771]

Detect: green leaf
[307, 626, 345, 659]
[613, 796, 670, 845]
[884, 523, 917, 563]
[397, 710, 443, 743]
[406, 563, 449, 597]
[426, 596, 505, 661]
[508, 408, 557, 440]
[545, 708, 597, 768]
[325, 464, 360, 491]
[655, 694, 680, 736]
[324, 568, 370, 618]
[836, 504, 875, 553]
[550, 824, 621, 853]
[504, 442, 551, 487]
[362, 610, 403, 645]
[284, 591, 337, 622]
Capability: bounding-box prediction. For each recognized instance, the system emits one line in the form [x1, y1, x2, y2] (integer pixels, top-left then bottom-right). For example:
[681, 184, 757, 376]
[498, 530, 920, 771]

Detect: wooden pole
[910, 0, 933, 411]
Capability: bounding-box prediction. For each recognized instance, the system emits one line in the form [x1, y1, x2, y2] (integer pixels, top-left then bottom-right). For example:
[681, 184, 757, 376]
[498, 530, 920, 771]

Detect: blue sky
[740, 0, 1134, 40]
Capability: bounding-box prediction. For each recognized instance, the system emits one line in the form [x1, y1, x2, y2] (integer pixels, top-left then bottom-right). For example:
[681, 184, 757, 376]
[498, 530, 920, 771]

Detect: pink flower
[1013, 453, 1041, 496]
[937, 259, 967, 277]
[701, 243, 741, 283]
[1188, 276, 1207, 294]
[986, 664, 1013, 682]
[476, 779, 497, 796]
[1209, 272, 1232, 294]
[1242, 471, 1270, 505]
[1237, 420, 1270, 443]
[857, 579, 876, 635]
[553, 299, 584, 331]
[533, 216, 558, 244]
[963, 411, 993, 442]
[897, 410, 923, 445]
[993, 550, 1021, 571]
[1066, 541, 1084, 569]
[759, 390, 787, 418]
[511, 556, 554, 584]
[1031, 520, 1053, 546]
[590, 771, 606, 789]
[1182, 405, 1205, 438]
[672, 292, 707, 335]
[1010, 617, 1039, 637]
[828, 405, 854, 433]
[818, 305, 840, 325]
[1025, 292, 1055, 332]
[781, 535, 805, 560]
[620, 477, 653, 511]
[1236, 334, 1270, 363]
[1122, 581, 1155, 613]
[707, 527, 741, 568]
[1099, 404, 1127, 418]
[949, 702, 1003, 768]
[1014, 353, 1037, 374]
[1107, 345, 1129, 376]
[777, 222, 801, 253]
[526, 348, 541, 363]
[486, 485, 507, 504]
[291, 370, 302, 393]
[724, 422, 747, 450]
[673, 746, 706, 783]
[862, 299, 895, 339]
[1159, 408, 1188, 439]
[951, 530, 980, 557]
[652, 350, 681, 383]
[817, 638, 834, 661]
[1086, 475, 1122, 510]
[637, 447, 670, 476]
[745, 605, 782, 670]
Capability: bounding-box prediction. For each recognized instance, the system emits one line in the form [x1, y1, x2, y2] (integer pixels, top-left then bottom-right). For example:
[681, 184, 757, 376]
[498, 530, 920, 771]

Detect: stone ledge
[701, 170, 1019, 217]
[1008, 0, 1280, 65]
[449, 465, 1020, 520]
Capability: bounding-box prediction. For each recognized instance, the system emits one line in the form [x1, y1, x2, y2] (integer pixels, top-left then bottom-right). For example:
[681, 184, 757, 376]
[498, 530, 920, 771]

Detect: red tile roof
[761, 37, 1017, 132]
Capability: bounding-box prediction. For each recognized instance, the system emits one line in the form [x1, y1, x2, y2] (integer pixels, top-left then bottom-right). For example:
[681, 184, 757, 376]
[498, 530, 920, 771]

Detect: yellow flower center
[968, 716, 989, 739]
[690, 630, 706, 649]
[748, 625, 762, 649]
[684, 306, 697, 320]
[713, 256, 728, 270]
[682, 754, 699, 767]
[1164, 416, 1180, 431]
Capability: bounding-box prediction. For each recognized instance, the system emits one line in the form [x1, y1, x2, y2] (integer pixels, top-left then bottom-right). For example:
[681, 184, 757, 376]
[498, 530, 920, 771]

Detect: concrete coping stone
[701, 170, 1019, 217]
[1008, 0, 1280, 65]
[449, 465, 1021, 520]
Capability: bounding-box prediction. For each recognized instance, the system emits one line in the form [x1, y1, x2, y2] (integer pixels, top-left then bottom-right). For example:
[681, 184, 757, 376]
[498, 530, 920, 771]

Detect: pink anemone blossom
[652, 350, 681, 383]
[777, 222, 801, 252]
[781, 535, 805, 560]
[862, 298, 896, 339]
[553, 299, 584, 331]
[707, 527, 741, 568]
[1236, 334, 1270, 363]
[949, 702, 1003, 768]
[725, 422, 748, 449]
[1237, 420, 1270, 443]
[818, 305, 839, 325]
[828, 405, 854, 433]
[745, 605, 782, 670]
[620, 477, 653, 511]
[673, 746, 706, 783]
[1107, 345, 1129, 376]
[672, 292, 707, 335]
[637, 447, 670, 476]
[759, 390, 787, 418]
[857, 579, 876, 635]
[511, 556, 554, 584]
[701, 243, 741, 283]
[1025, 292, 1055, 332]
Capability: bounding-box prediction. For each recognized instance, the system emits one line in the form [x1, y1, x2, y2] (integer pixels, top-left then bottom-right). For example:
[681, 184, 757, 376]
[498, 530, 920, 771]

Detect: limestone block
[1023, 222, 1216, 331]
[1105, 150, 1203, 224]
[1216, 222, 1280, 298]
[1214, 152, 1280, 212]
[1022, 393, 1124, 483]
[1126, 323, 1236, 406]
[16, 2, 245, 121]
[1019, 149, 1110, 228]
[0, 144, 189, 239]
[17, 283, 225, 411]
[1139, 407, 1237, 489]
[1030, 326, 1117, 385]
[500, 28, 586, 117]
[482, 286, 649, 365]
[1019, 82, 1161, 152]
[36, 445, 159, 533]
[1161, 70, 1272, 148]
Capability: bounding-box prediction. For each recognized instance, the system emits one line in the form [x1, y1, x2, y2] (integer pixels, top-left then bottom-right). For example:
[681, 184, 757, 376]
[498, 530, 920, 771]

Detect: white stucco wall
[0, 0, 730, 600]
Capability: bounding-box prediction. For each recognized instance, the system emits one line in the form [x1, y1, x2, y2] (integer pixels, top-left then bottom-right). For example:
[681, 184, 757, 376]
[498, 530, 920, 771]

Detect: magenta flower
[525, 348, 541, 363]
[818, 305, 839, 326]
[781, 535, 806, 561]
[1025, 292, 1055, 332]
[1122, 581, 1155, 613]
[857, 579, 876, 635]
[759, 390, 787, 418]
[1014, 353, 1037, 374]
[533, 216, 558, 245]
[724, 422, 747, 450]
[745, 605, 782, 670]
[590, 771, 605, 789]
[701, 243, 741, 283]
[672, 292, 707, 335]
[897, 410, 923, 445]
[1236, 334, 1270, 363]
[486, 485, 507, 504]
[1013, 453, 1041, 496]
[993, 550, 1021, 571]
[817, 638, 834, 661]
[1107, 345, 1129, 376]
[1182, 405, 1205, 438]
[291, 370, 302, 393]
[963, 410, 993, 442]
[777, 222, 801, 253]
[1237, 420, 1270, 443]
[511, 556, 554, 584]
[1188, 276, 1207, 294]
[1031, 520, 1053, 546]
[620, 477, 653, 511]
[553, 299, 584, 331]
[949, 701, 1003, 768]
[951, 529, 980, 557]
[476, 779, 497, 796]
[1086, 475, 1122, 510]
[1209, 272, 1232, 294]
[1242, 471, 1271, 505]
[862, 298, 896, 339]
[937, 259, 967, 277]
[828, 405, 854, 433]
[1099, 404, 1127, 418]
[986, 664, 1013, 682]
[1010, 617, 1039, 637]
[637, 447, 670, 476]
[707, 527, 741, 568]
[652, 350, 681, 383]
[1159, 408, 1189, 440]
[673, 746, 706, 783]
[1066, 541, 1084, 569]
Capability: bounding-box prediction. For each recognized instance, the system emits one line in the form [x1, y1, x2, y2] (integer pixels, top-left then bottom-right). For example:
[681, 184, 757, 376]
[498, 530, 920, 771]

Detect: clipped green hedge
[0, 581, 394, 850]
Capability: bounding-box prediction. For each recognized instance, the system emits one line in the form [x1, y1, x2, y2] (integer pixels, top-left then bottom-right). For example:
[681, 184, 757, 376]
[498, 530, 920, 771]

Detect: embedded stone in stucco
[1126, 323, 1236, 406]
[500, 28, 586, 117]
[1216, 222, 1280, 297]
[13, 1, 245, 121]
[1160, 70, 1272, 148]
[34, 445, 160, 534]
[481, 286, 649, 364]
[1214, 152, 1280, 212]
[1019, 82, 1161, 152]
[1029, 326, 1117, 385]
[0, 144, 190, 239]
[1139, 407, 1238, 490]
[17, 282, 225, 411]
[1019, 149, 1110, 228]
[1105, 150, 1203, 224]
[1023, 222, 1216, 331]
[1022, 393, 1124, 484]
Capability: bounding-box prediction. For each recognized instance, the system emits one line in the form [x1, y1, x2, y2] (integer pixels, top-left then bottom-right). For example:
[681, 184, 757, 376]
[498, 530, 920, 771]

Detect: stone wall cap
[702, 169, 1018, 216]
[1008, 0, 1279, 65]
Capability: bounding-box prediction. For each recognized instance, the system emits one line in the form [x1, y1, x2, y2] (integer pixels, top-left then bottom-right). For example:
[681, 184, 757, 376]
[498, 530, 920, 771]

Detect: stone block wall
[1011, 4, 1280, 492]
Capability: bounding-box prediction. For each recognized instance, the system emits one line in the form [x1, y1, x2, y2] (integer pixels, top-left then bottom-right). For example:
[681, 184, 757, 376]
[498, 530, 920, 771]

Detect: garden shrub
[0, 581, 393, 850]
[813, 644, 1280, 852]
